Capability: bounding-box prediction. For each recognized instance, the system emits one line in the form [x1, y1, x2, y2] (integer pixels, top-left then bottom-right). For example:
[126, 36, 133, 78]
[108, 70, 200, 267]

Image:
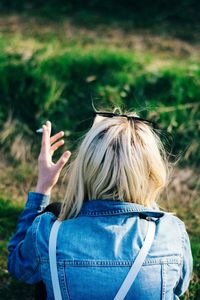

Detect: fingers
[55, 151, 71, 171]
[50, 131, 65, 155]
[46, 120, 52, 138]
[40, 121, 51, 159]
[40, 121, 67, 162]
[50, 131, 64, 145]
[40, 124, 50, 156]
[50, 139, 65, 155]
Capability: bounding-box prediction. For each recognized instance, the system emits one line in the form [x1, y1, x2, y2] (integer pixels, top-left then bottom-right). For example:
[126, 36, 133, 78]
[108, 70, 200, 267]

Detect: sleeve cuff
[25, 192, 51, 211]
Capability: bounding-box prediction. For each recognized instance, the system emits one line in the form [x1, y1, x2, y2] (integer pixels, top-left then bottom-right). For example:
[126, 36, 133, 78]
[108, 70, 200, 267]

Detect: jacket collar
[78, 199, 164, 219]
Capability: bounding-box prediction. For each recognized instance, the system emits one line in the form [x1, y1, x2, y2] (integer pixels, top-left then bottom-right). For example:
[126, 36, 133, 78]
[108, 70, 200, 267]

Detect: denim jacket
[7, 192, 193, 300]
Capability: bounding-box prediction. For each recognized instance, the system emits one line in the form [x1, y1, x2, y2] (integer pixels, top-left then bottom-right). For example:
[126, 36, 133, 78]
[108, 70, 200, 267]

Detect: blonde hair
[59, 108, 170, 220]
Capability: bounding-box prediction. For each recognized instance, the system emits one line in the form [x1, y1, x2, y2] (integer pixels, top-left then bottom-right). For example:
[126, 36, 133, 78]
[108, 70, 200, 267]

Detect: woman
[7, 109, 193, 299]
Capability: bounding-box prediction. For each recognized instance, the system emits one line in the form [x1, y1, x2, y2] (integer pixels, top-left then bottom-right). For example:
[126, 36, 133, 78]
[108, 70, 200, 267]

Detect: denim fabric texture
[7, 192, 193, 300]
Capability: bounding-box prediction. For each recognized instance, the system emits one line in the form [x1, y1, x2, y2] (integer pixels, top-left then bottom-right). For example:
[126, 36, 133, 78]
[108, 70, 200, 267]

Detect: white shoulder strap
[49, 219, 156, 300]
[113, 220, 156, 300]
[49, 220, 62, 300]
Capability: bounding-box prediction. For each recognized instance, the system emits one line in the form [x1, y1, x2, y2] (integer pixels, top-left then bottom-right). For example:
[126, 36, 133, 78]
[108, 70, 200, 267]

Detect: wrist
[35, 183, 52, 195]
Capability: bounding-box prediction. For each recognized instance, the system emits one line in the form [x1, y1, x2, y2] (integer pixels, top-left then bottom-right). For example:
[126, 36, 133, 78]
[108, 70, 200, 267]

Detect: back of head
[59, 108, 170, 220]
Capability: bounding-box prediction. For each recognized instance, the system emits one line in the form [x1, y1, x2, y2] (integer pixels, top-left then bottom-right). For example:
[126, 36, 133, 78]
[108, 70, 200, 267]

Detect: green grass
[0, 6, 199, 299]
[0, 35, 199, 165]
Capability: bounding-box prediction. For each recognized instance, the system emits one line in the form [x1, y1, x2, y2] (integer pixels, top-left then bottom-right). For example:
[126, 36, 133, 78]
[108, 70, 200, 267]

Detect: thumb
[55, 151, 71, 171]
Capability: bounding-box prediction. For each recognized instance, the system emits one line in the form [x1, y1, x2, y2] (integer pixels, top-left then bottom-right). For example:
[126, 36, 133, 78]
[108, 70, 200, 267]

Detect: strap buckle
[139, 211, 164, 223]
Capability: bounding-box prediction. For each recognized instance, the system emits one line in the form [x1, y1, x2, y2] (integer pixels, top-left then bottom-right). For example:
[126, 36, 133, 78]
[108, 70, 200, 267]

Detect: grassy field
[0, 14, 200, 165]
[0, 4, 200, 299]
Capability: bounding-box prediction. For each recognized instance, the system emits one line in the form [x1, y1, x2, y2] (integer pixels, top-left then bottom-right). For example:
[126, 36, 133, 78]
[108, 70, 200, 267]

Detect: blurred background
[0, 1, 199, 299]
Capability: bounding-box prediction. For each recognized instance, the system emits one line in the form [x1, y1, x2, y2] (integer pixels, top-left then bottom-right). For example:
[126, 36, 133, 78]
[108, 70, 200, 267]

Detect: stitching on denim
[40, 256, 182, 267]
[176, 219, 185, 274]
[59, 264, 71, 300]
[79, 208, 162, 216]
[34, 213, 56, 263]
[34, 215, 42, 260]
[161, 264, 167, 300]
[26, 192, 50, 209]
[64, 268, 73, 300]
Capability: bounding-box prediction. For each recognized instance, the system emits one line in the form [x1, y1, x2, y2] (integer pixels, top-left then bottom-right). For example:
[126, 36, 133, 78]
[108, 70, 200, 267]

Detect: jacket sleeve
[7, 192, 50, 284]
[174, 222, 193, 296]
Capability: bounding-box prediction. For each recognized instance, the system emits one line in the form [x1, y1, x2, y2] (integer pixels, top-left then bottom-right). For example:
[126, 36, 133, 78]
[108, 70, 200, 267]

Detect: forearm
[7, 192, 50, 254]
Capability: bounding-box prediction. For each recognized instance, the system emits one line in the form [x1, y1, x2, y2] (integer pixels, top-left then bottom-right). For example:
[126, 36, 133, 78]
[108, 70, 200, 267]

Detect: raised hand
[35, 121, 71, 195]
